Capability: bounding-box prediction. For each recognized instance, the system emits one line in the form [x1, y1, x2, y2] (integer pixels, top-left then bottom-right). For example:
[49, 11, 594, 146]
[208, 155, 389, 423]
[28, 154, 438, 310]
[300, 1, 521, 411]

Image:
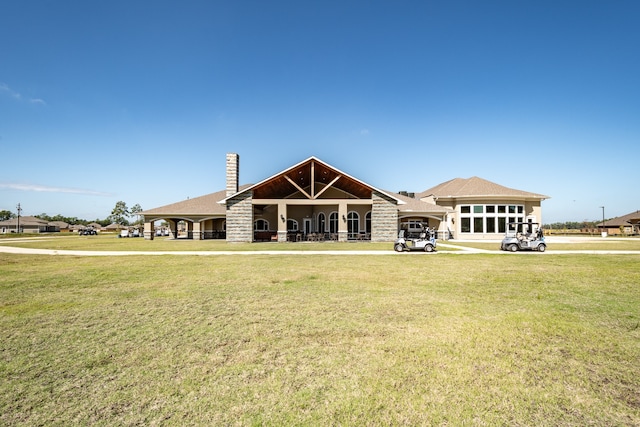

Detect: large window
[318, 213, 326, 233]
[347, 211, 359, 239]
[461, 217, 471, 233]
[287, 219, 298, 231]
[329, 212, 339, 233]
[460, 204, 524, 234]
[474, 217, 484, 233]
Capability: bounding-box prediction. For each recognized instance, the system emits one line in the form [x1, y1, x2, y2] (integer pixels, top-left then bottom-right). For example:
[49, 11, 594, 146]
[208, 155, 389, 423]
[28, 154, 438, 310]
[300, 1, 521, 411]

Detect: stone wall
[371, 191, 398, 242]
[226, 191, 253, 242]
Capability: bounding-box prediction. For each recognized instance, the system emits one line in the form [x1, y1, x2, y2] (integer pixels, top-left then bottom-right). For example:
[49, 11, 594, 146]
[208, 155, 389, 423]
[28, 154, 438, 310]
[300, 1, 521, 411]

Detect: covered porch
[142, 215, 227, 240]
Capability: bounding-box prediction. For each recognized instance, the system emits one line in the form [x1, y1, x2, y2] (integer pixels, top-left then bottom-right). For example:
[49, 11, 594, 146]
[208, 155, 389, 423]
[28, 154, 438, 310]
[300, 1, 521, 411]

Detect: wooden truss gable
[252, 158, 372, 200]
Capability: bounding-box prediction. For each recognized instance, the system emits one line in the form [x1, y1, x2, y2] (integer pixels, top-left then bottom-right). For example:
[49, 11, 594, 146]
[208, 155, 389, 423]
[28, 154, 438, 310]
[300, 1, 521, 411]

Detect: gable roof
[417, 176, 549, 200]
[221, 156, 404, 204]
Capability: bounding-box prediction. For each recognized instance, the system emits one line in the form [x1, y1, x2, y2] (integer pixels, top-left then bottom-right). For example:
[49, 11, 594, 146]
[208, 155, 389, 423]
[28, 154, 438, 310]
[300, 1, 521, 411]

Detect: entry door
[303, 218, 313, 235]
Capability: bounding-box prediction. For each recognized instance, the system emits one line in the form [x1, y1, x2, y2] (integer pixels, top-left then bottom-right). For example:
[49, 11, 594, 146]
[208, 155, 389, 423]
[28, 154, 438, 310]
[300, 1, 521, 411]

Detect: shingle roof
[417, 176, 549, 200]
[598, 210, 640, 227]
[0, 216, 49, 226]
[49, 221, 70, 228]
[389, 191, 453, 214]
[142, 185, 253, 216]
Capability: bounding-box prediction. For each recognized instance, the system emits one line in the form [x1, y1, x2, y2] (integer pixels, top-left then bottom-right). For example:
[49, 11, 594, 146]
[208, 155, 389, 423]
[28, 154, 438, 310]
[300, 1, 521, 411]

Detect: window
[254, 219, 269, 231]
[347, 211, 359, 239]
[287, 219, 298, 231]
[486, 217, 496, 233]
[329, 212, 338, 233]
[365, 211, 372, 233]
[498, 217, 506, 233]
[318, 213, 326, 233]
[459, 204, 524, 234]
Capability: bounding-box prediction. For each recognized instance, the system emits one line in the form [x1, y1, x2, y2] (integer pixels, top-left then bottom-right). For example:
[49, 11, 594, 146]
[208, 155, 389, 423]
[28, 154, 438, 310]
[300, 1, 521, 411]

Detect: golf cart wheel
[423, 244, 434, 253]
[508, 244, 519, 252]
[537, 244, 546, 252]
[394, 243, 404, 252]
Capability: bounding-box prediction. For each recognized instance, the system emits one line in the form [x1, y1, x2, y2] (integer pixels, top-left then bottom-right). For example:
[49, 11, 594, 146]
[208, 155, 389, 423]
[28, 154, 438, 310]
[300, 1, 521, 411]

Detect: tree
[109, 201, 130, 226]
[0, 210, 15, 221]
[130, 204, 143, 225]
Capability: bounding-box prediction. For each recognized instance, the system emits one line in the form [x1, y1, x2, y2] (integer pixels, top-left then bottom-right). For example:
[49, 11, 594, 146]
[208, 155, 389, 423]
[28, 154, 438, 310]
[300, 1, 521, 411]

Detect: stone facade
[226, 191, 253, 242]
[371, 191, 398, 242]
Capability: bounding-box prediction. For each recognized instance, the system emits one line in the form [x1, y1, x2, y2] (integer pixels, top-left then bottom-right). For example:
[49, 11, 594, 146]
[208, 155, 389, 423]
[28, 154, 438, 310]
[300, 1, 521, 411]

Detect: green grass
[0, 234, 460, 252]
[1, 250, 639, 425]
[444, 238, 640, 252]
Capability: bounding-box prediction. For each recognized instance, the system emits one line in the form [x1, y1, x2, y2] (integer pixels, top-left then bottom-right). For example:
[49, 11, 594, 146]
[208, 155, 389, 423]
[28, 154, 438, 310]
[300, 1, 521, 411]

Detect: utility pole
[600, 206, 605, 238]
[16, 203, 22, 233]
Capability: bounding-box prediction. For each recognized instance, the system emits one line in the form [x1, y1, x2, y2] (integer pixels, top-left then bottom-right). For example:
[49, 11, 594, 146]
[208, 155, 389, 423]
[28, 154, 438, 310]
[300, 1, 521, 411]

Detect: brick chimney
[226, 153, 239, 197]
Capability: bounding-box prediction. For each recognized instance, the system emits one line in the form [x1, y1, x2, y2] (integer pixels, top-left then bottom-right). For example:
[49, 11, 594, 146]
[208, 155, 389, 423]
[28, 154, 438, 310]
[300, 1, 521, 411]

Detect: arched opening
[347, 211, 359, 240]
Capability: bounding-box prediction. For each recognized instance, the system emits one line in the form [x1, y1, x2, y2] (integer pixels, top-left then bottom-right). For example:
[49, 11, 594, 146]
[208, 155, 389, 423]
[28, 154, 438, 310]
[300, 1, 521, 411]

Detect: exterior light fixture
[342, 215, 346, 222]
[280, 214, 285, 222]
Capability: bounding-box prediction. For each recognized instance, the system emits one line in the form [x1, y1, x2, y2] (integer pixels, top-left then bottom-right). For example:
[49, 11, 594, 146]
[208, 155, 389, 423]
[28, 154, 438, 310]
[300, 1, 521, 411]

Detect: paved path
[1, 244, 639, 256]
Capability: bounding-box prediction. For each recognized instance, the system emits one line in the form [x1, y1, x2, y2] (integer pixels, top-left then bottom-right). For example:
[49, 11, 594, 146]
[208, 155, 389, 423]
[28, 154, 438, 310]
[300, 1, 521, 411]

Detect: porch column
[192, 221, 202, 240]
[338, 201, 348, 242]
[167, 219, 178, 239]
[144, 221, 155, 240]
[277, 202, 287, 242]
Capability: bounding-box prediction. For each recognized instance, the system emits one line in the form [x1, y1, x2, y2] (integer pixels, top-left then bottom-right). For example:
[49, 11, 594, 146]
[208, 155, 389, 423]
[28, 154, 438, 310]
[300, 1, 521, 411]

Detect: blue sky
[1, 1, 638, 224]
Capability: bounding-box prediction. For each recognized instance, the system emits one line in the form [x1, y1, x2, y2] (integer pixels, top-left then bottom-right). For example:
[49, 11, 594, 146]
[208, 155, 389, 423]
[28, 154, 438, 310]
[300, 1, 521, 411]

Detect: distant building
[0, 216, 60, 234]
[597, 210, 640, 235]
[49, 221, 71, 232]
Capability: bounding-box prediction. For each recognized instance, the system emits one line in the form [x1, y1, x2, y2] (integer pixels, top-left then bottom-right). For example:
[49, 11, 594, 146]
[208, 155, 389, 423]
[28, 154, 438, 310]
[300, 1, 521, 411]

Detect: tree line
[0, 201, 143, 227]
[543, 220, 603, 229]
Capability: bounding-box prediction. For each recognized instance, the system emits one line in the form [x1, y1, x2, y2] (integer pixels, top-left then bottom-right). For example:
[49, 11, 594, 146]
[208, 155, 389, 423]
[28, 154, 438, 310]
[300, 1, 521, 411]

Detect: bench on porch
[254, 231, 277, 242]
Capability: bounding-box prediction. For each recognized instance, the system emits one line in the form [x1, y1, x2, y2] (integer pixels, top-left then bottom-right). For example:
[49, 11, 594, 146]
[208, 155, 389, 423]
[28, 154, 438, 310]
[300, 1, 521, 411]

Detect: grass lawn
[1, 249, 639, 425]
[443, 238, 640, 252]
[0, 234, 390, 252]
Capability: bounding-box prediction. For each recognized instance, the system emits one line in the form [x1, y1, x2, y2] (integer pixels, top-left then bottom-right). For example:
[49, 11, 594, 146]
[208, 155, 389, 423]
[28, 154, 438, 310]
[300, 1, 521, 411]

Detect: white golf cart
[500, 222, 546, 252]
[394, 224, 437, 253]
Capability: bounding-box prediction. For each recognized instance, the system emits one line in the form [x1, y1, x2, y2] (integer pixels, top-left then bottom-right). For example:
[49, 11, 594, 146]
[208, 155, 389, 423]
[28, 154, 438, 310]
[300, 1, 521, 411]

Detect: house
[104, 223, 124, 232]
[597, 210, 640, 235]
[49, 221, 71, 232]
[0, 216, 60, 234]
[141, 154, 548, 242]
